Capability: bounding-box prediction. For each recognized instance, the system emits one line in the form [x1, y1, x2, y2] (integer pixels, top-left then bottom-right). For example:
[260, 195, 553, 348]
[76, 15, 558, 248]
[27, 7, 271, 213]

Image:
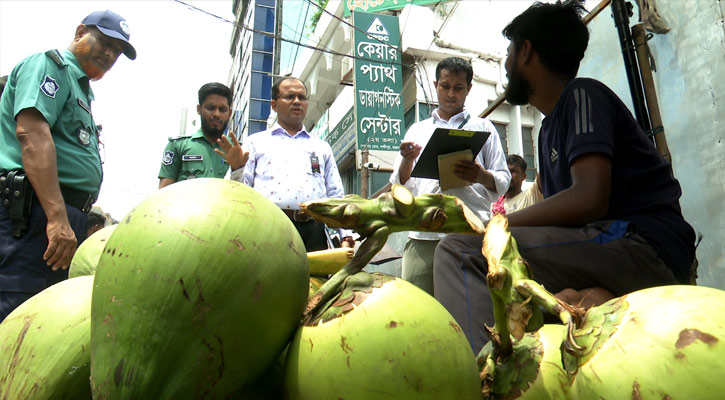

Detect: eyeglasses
[277, 93, 309, 102]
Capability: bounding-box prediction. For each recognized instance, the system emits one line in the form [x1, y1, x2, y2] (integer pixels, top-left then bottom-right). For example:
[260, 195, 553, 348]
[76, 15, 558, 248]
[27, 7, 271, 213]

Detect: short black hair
[503, 0, 589, 78]
[88, 212, 106, 228]
[271, 77, 308, 100]
[435, 57, 473, 85]
[198, 82, 232, 106]
[507, 154, 527, 172]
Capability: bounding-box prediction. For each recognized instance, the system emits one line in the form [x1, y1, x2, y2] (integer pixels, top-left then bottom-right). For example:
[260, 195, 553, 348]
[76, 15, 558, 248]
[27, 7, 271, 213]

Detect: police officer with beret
[0, 10, 136, 321]
[158, 83, 245, 188]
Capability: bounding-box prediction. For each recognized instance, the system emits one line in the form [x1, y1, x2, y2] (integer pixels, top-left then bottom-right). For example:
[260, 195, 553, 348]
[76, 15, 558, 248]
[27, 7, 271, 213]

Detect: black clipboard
[410, 128, 491, 179]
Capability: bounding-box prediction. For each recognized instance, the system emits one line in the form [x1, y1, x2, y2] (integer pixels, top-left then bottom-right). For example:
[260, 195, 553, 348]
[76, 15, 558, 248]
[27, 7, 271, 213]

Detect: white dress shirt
[389, 108, 511, 240]
[231, 123, 351, 240]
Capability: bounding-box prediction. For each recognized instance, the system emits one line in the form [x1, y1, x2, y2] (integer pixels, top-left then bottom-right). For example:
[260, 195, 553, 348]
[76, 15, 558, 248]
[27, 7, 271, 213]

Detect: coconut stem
[300, 184, 485, 236]
[391, 184, 415, 217]
[490, 293, 512, 352]
[304, 225, 390, 322]
[480, 353, 497, 398]
[483, 215, 587, 361]
[483, 215, 544, 350]
[300, 185, 486, 322]
[515, 280, 584, 328]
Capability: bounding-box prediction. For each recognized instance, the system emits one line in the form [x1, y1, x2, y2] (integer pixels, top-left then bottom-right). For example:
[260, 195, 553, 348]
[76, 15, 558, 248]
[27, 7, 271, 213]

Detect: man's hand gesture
[215, 131, 249, 171]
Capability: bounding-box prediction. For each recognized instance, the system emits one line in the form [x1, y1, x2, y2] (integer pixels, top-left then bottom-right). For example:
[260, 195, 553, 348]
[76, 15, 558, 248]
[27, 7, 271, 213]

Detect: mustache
[75, 41, 106, 81]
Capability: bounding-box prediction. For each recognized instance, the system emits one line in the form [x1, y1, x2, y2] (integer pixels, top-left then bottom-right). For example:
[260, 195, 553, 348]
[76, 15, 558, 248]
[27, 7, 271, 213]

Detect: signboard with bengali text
[328, 107, 356, 161]
[344, 0, 444, 17]
[353, 11, 404, 152]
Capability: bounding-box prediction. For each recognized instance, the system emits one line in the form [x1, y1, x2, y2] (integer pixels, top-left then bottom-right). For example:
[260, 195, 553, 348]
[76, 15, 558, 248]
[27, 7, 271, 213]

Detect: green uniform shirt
[158, 129, 229, 181]
[0, 49, 102, 195]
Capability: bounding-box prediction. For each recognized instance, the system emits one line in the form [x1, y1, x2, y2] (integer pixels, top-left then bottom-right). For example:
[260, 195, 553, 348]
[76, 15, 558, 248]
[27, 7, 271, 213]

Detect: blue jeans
[0, 198, 88, 321]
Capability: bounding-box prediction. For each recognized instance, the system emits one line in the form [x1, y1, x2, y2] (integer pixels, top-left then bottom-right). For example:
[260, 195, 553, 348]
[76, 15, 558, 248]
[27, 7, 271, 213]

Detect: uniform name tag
[77, 98, 91, 114]
[182, 155, 203, 161]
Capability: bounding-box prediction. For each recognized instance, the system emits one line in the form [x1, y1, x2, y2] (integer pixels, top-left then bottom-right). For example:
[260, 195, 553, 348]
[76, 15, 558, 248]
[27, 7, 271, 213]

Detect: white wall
[579, 0, 725, 289]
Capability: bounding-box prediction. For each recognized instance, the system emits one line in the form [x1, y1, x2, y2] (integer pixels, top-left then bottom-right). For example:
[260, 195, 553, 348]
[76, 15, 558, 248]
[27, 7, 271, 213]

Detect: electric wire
[416, 0, 462, 111]
[172, 0, 462, 145]
[172, 0, 408, 67]
[361, 0, 463, 130]
[300, 0, 412, 142]
[301, 0, 462, 142]
[303, 0, 401, 52]
[289, 1, 312, 72]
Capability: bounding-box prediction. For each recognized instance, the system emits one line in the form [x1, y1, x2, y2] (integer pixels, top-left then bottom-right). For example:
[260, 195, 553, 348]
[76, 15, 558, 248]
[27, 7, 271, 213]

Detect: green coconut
[69, 224, 117, 278]
[238, 350, 289, 400]
[285, 272, 482, 400]
[568, 285, 725, 399]
[479, 214, 725, 399]
[0, 275, 94, 399]
[90, 178, 309, 399]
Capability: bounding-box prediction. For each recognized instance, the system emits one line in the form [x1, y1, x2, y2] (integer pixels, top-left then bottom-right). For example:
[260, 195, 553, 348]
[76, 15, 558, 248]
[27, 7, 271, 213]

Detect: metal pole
[361, 148, 369, 199]
[611, 0, 652, 136]
[273, 0, 282, 77]
[632, 23, 671, 163]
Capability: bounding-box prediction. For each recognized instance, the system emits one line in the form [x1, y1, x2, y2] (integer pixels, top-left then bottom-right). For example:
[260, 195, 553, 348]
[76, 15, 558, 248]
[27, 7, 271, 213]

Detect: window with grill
[521, 126, 536, 181]
[403, 102, 435, 135]
[404, 105, 415, 135]
[492, 122, 508, 154]
[418, 102, 434, 121]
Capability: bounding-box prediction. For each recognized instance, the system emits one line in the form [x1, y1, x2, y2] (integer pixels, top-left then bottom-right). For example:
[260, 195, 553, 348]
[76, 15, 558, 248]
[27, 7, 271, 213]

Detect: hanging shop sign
[345, 0, 443, 17]
[353, 11, 404, 151]
[328, 107, 356, 161]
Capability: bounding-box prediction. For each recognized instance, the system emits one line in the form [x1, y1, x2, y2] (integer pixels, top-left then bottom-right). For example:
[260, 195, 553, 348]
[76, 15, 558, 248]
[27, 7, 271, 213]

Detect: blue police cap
[81, 10, 137, 60]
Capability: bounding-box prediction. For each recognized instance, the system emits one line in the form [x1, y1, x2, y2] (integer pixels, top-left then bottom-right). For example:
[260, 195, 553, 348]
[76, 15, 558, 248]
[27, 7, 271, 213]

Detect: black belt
[282, 209, 314, 222]
[59, 185, 96, 214]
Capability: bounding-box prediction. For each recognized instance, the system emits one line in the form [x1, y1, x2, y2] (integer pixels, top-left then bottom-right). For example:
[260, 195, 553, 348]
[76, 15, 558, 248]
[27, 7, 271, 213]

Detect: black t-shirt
[539, 78, 695, 282]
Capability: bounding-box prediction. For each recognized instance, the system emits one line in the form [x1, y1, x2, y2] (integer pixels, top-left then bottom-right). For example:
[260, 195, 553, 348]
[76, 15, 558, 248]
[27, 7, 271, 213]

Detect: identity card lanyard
[458, 115, 470, 129]
[310, 152, 321, 174]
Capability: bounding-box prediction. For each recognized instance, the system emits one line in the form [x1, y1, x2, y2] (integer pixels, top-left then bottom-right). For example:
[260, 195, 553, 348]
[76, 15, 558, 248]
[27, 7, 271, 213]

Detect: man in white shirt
[222, 77, 353, 251]
[490, 154, 543, 216]
[389, 57, 510, 294]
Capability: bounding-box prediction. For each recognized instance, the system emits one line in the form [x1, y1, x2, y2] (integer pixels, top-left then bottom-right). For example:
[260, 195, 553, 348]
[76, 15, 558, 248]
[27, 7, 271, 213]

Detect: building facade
[229, 0, 280, 138]
[227, 0, 725, 286]
[287, 1, 542, 196]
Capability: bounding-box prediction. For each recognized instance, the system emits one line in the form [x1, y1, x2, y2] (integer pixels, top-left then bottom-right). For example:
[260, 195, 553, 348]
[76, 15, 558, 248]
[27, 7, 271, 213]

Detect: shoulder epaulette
[45, 49, 68, 67]
[167, 136, 186, 141]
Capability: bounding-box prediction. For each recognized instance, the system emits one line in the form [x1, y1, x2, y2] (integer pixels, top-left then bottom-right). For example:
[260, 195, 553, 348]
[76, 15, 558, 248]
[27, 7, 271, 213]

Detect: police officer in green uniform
[158, 83, 245, 188]
[0, 10, 136, 321]
[0, 75, 8, 99]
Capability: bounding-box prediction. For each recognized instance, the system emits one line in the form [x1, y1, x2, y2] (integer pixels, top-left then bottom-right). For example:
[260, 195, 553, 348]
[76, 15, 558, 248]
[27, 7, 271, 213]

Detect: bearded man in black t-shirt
[433, 0, 696, 353]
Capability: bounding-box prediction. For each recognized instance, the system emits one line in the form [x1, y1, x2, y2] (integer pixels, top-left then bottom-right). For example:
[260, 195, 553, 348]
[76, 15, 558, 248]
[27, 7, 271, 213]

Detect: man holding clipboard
[389, 57, 510, 295]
